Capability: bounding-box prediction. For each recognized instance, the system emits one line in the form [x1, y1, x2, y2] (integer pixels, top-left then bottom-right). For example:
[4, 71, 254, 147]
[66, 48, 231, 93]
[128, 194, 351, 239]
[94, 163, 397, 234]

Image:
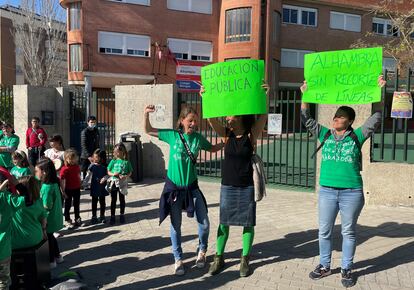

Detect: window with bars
[70, 44, 83, 72]
[225, 7, 252, 43]
[69, 2, 81, 31]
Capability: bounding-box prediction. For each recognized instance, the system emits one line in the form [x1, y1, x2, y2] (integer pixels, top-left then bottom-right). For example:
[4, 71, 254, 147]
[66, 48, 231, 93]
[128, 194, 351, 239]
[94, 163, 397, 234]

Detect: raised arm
[361, 75, 386, 138]
[143, 105, 159, 138]
[251, 83, 270, 141]
[300, 81, 322, 136]
[199, 86, 227, 137]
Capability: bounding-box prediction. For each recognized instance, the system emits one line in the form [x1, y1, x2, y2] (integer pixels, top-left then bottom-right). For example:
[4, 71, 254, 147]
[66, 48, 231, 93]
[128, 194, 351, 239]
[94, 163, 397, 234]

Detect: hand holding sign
[201, 60, 267, 118]
[303, 47, 383, 104]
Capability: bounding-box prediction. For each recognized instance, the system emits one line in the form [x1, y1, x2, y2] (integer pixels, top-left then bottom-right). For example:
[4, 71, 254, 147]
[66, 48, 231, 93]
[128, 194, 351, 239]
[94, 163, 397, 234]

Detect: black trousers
[92, 196, 106, 217]
[28, 147, 45, 167]
[80, 158, 91, 180]
[47, 233, 60, 262]
[110, 188, 125, 216]
[64, 188, 81, 221]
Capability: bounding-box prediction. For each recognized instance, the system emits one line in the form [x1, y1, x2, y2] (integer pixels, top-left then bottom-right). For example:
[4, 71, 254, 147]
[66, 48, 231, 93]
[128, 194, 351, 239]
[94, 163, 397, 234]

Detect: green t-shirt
[107, 159, 133, 177]
[0, 134, 20, 169]
[159, 129, 212, 186]
[10, 166, 32, 179]
[0, 190, 25, 260]
[11, 199, 47, 249]
[319, 126, 367, 189]
[40, 183, 63, 233]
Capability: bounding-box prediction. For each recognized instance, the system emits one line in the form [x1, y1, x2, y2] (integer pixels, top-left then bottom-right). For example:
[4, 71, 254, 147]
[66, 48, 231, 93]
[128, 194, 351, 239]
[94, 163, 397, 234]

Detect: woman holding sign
[300, 76, 386, 288]
[144, 105, 224, 276]
[200, 83, 269, 278]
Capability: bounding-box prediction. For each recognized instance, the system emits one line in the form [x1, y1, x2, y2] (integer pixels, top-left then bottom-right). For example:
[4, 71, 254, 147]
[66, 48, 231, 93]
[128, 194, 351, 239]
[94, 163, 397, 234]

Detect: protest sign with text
[201, 59, 267, 118]
[303, 47, 383, 104]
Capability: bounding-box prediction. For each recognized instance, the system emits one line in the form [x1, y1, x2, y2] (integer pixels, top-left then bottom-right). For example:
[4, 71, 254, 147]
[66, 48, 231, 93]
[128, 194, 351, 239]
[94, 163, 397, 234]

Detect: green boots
[209, 255, 225, 275]
[209, 254, 251, 277]
[240, 255, 250, 277]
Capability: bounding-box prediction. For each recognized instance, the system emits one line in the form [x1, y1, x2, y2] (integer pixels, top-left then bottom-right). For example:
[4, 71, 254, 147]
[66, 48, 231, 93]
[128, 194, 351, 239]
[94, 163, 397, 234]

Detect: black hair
[334, 106, 356, 121]
[36, 157, 59, 184]
[239, 115, 256, 132]
[88, 116, 97, 122]
[31, 117, 40, 122]
[49, 134, 63, 144]
[93, 149, 107, 166]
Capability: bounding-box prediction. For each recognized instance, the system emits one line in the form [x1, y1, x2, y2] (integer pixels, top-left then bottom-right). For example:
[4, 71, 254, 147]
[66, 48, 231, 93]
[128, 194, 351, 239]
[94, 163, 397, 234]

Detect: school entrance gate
[178, 89, 318, 188]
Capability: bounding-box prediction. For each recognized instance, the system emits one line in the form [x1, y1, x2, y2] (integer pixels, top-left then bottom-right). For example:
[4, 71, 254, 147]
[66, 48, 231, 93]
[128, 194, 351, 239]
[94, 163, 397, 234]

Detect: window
[224, 57, 250, 61]
[272, 59, 280, 94]
[109, 0, 150, 5]
[69, 2, 81, 30]
[98, 31, 150, 57]
[70, 44, 82, 72]
[168, 38, 212, 62]
[167, 0, 212, 14]
[281, 48, 313, 68]
[372, 18, 399, 37]
[273, 11, 281, 43]
[330, 11, 361, 32]
[282, 5, 317, 27]
[225, 8, 252, 43]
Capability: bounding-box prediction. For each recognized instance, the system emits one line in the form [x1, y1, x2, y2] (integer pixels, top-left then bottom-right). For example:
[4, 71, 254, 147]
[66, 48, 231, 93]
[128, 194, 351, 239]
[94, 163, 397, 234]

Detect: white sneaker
[56, 255, 64, 264]
[53, 232, 63, 238]
[50, 261, 57, 269]
[195, 251, 207, 269]
[174, 260, 185, 276]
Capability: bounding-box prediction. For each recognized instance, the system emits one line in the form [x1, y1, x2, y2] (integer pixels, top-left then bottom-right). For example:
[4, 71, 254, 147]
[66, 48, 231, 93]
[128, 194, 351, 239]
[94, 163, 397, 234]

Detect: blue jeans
[170, 189, 210, 262]
[318, 186, 364, 270]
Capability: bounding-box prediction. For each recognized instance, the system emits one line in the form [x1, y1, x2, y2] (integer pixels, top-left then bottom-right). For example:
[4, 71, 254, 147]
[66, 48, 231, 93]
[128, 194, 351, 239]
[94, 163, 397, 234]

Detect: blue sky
[0, 0, 20, 6]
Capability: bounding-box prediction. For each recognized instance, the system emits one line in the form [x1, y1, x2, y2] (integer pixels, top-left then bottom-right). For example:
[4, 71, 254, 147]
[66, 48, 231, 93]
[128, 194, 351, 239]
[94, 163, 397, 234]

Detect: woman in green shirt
[144, 105, 224, 276]
[0, 123, 19, 170]
[300, 76, 386, 288]
[11, 175, 47, 250]
[35, 158, 64, 269]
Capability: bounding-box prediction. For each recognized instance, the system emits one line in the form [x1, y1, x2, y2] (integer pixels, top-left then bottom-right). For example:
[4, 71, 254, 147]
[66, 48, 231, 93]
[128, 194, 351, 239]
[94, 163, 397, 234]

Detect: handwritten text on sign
[303, 47, 383, 104]
[201, 60, 267, 118]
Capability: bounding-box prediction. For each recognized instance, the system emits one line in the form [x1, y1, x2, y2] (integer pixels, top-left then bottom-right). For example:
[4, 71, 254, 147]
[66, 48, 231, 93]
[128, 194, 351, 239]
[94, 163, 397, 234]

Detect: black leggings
[64, 188, 81, 221]
[110, 188, 125, 216]
[47, 233, 60, 262]
[92, 196, 106, 217]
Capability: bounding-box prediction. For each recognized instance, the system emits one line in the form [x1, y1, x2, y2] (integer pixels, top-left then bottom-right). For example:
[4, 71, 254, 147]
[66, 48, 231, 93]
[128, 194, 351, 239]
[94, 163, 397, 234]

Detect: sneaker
[90, 217, 98, 225]
[74, 218, 84, 227]
[65, 220, 75, 230]
[341, 268, 356, 288]
[119, 214, 126, 224]
[309, 264, 332, 280]
[50, 261, 57, 269]
[55, 255, 64, 264]
[195, 251, 207, 269]
[240, 255, 250, 277]
[53, 232, 63, 238]
[99, 216, 107, 224]
[110, 216, 115, 225]
[174, 260, 185, 276]
[209, 255, 225, 275]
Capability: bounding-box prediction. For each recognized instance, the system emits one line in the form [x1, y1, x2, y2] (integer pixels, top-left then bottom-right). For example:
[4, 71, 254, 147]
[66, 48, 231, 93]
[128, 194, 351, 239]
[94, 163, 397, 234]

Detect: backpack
[312, 129, 362, 171]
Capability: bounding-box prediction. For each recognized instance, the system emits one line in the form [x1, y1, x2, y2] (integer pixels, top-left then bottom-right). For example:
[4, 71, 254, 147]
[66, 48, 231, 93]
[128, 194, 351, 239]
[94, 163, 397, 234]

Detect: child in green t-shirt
[10, 150, 32, 179]
[107, 143, 132, 225]
[35, 158, 64, 269]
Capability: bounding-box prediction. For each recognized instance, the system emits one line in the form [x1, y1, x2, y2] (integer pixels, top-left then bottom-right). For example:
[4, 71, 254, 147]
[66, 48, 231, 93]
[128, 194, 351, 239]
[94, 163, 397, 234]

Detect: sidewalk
[57, 178, 414, 290]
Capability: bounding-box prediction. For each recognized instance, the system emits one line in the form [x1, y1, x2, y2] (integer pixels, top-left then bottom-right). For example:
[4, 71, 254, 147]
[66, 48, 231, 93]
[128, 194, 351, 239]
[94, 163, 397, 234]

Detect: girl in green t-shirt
[35, 158, 64, 269]
[144, 105, 224, 276]
[11, 175, 47, 250]
[10, 150, 32, 179]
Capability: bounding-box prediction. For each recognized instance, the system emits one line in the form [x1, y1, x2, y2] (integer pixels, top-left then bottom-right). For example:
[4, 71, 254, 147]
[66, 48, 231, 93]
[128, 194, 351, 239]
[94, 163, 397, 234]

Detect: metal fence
[371, 69, 414, 164]
[0, 85, 13, 125]
[69, 89, 116, 159]
[178, 90, 317, 188]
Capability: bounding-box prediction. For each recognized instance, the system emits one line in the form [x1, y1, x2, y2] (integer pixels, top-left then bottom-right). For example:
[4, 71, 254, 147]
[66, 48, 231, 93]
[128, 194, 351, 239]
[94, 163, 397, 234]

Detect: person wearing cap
[0, 123, 19, 170]
[300, 75, 386, 288]
[80, 116, 100, 180]
[26, 117, 47, 167]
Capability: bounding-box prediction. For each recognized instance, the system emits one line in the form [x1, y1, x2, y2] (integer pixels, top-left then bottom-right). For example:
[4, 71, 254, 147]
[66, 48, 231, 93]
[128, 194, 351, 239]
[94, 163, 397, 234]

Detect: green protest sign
[201, 59, 267, 118]
[303, 47, 383, 104]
